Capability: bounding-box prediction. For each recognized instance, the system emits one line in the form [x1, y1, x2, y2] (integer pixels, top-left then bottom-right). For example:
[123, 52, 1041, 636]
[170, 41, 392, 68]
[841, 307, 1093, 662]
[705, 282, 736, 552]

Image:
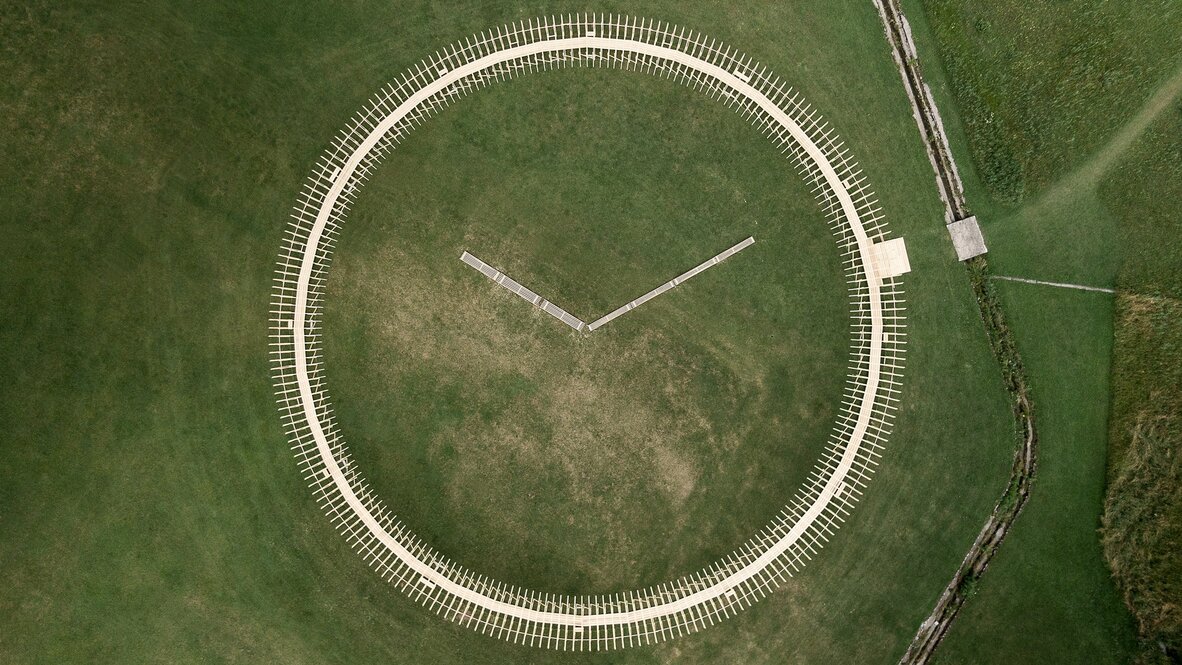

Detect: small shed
[947, 216, 987, 260]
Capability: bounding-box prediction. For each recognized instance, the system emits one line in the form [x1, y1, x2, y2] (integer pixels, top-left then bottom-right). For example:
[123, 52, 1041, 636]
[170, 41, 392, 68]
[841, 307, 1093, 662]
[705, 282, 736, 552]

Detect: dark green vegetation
[915, 0, 1182, 661]
[1101, 107, 1182, 662]
[0, 2, 1019, 663]
[922, 0, 1182, 204]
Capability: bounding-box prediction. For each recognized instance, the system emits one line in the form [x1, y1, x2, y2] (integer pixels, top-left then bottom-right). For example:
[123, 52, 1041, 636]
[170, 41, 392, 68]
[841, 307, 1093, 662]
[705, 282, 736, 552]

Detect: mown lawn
[0, 2, 1015, 663]
[935, 283, 1137, 664]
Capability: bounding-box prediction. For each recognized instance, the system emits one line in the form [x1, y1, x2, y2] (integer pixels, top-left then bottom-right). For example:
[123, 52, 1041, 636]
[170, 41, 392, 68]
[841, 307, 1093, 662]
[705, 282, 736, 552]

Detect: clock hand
[460, 251, 588, 331]
[587, 236, 754, 331]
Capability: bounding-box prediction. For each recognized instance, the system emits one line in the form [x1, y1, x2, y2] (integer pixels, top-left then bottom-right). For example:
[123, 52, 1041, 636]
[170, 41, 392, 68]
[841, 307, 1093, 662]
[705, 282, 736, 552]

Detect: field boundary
[872, 1, 1040, 663]
[272, 14, 908, 650]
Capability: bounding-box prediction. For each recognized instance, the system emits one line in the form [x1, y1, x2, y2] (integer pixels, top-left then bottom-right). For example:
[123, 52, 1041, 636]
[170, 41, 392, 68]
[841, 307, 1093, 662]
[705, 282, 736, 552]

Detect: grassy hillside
[0, 2, 1017, 663]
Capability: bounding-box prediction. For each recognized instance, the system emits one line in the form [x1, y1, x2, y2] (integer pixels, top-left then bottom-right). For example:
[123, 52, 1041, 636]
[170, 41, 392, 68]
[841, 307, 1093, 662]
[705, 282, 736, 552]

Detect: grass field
[0, 2, 1018, 663]
[913, 0, 1182, 661]
[919, 0, 1182, 204]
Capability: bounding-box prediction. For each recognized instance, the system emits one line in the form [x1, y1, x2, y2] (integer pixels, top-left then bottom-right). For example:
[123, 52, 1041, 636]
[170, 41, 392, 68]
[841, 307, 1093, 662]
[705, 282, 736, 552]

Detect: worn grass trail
[1036, 61, 1182, 210]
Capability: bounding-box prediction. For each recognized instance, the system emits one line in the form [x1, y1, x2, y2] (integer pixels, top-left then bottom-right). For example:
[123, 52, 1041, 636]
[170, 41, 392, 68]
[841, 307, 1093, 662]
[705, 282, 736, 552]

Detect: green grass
[0, 2, 1018, 662]
[909, 1, 1182, 661]
[1101, 104, 1182, 301]
[936, 283, 1137, 664]
[973, 61, 1182, 290]
[1100, 105, 1182, 661]
[919, 0, 1182, 203]
[915, 0, 1182, 288]
[1102, 103, 1182, 468]
[325, 67, 851, 593]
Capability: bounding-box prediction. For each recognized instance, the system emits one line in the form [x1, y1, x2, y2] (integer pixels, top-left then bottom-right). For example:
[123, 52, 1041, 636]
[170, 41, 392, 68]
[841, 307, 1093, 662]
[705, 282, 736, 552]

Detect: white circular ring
[272, 14, 907, 650]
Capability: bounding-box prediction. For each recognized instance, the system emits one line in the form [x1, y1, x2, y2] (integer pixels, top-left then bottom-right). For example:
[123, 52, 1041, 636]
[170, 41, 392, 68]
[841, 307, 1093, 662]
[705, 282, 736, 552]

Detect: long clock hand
[587, 236, 755, 331]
